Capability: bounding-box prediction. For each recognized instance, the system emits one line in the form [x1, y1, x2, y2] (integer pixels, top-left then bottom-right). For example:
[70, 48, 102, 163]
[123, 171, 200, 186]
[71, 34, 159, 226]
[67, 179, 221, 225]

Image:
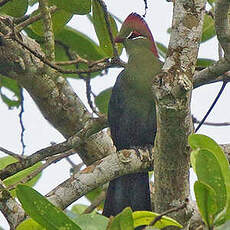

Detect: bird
[102, 12, 162, 223]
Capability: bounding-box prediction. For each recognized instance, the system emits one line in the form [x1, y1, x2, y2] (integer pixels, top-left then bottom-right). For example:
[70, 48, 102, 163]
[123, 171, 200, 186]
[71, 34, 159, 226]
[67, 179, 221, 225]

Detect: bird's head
[115, 13, 159, 58]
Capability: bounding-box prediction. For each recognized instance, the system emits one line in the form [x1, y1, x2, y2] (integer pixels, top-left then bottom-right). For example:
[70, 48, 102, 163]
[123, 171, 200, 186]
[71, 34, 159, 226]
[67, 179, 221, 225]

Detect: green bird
[103, 12, 162, 225]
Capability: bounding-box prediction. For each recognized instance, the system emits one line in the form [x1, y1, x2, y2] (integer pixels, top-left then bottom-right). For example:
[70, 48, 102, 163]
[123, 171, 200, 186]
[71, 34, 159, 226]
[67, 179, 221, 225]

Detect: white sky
[1, 1, 230, 229]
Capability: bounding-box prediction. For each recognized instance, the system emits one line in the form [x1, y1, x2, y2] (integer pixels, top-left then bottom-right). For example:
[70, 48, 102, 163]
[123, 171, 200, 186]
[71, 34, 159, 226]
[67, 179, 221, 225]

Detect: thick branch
[4, 142, 230, 227]
[193, 58, 230, 88]
[0, 180, 25, 229]
[0, 16, 113, 165]
[38, 0, 55, 61]
[152, 0, 206, 227]
[46, 148, 152, 209]
[215, 0, 230, 61]
[193, 0, 230, 89]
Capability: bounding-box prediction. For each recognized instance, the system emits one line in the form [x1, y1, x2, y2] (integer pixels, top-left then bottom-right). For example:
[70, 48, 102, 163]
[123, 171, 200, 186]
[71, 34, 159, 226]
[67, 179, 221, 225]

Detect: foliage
[189, 134, 230, 229]
[16, 185, 81, 230]
[15, 185, 182, 230]
[0, 156, 41, 197]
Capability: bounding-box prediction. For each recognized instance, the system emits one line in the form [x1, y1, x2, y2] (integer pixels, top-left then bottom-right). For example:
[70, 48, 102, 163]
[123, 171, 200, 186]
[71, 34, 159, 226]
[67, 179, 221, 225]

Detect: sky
[1, 1, 230, 229]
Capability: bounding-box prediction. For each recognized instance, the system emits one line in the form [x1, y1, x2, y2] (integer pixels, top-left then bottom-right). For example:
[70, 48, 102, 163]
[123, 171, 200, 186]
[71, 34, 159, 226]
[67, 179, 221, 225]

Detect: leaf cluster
[189, 134, 230, 229]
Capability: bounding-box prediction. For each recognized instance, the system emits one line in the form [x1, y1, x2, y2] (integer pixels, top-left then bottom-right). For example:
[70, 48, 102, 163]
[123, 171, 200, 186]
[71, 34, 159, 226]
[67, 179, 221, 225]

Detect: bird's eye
[128, 31, 145, 40]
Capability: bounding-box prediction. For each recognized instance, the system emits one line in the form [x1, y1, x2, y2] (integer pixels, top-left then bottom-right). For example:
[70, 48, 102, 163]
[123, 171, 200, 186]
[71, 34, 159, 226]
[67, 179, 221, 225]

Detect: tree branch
[0, 115, 108, 180]
[15, 6, 58, 32]
[193, 58, 230, 88]
[149, 201, 187, 228]
[215, 0, 230, 61]
[0, 15, 113, 166]
[6, 33, 124, 74]
[0, 180, 25, 229]
[46, 148, 152, 210]
[7, 149, 76, 191]
[193, 0, 230, 89]
[0, 135, 80, 180]
[152, 0, 206, 227]
[193, 116, 230, 127]
[5, 142, 230, 227]
[38, 0, 55, 62]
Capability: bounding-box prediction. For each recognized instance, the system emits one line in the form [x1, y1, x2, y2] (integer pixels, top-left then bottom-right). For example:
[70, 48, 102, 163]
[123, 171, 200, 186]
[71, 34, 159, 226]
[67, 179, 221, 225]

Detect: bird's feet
[131, 145, 153, 161]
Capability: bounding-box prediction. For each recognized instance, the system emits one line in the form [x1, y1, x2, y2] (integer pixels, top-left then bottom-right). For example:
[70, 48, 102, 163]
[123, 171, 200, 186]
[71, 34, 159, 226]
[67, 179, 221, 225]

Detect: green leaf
[196, 58, 215, 68]
[49, 0, 91, 15]
[216, 220, 230, 230]
[30, 9, 73, 36]
[71, 204, 89, 215]
[133, 211, 182, 229]
[56, 26, 105, 61]
[0, 156, 42, 197]
[92, 1, 122, 57]
[194, 181, 217, 227]
[189, 134, 230, 222]
[0, 75, 21, 108]
[85, 187, 104, 210]
[192, 149, 226, 212]
[1, 94, 20, 108]
[108, 207, 134, 230]
[54, 42, 76, 72]
[24, 27, 44, 43]
[156, 42, 167, 59]
[54, 26, 106, 78]
[16, 185, 81, 230]
[16, 218, 45, 230]
[201, 14, 216, 43]
[95, 88, 112, 115]
[0, 76, 20, 98]
[207, 0, 215, 6]
[72, 213, 108, 230]
[0, 0, 28, 17]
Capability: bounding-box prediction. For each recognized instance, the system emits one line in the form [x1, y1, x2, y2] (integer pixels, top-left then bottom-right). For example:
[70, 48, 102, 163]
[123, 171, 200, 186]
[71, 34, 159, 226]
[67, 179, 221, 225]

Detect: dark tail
[102, 172, 151, 217]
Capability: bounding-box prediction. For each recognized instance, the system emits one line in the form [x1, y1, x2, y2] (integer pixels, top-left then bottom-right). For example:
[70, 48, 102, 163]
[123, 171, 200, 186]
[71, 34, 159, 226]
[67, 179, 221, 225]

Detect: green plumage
[103, 13, 162, 229]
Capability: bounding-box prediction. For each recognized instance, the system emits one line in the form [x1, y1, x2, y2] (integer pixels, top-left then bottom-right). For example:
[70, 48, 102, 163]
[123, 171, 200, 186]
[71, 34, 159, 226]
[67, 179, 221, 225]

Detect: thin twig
[19, 88, 26, 155]
[193, 116, 230, 127]
[205, 10, 214, 19]
[0, 134, 81, 180]
[96, 0, 119, 58]
[82, 191, 106, 214]
[148, 202, 187, 227]
[0, 146, 24, 161]
[195, 81, 228, 132]
[7, 150, 76, 191]
[55, 57, 88, 65]
[15, 6, 58, 32]
[8, 34, 124, 74]
[143, 0, 148, 17]
[85, 76, 100, 115]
